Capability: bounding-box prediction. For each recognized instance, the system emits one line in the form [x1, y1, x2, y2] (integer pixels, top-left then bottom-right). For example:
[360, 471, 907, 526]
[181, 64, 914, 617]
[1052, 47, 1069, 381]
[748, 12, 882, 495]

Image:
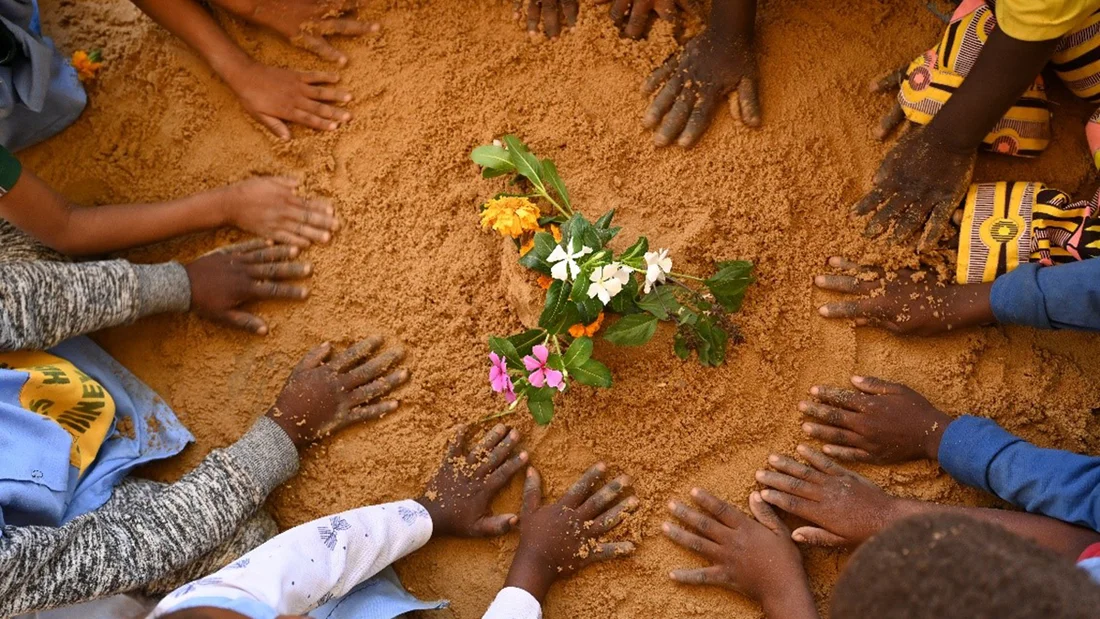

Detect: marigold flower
[549, 224, 562, 242]
[568, 313, 605, 338]
[481, 196, 541, 239]
[71, 49, 104, 82]
[537, 275, 554, 289]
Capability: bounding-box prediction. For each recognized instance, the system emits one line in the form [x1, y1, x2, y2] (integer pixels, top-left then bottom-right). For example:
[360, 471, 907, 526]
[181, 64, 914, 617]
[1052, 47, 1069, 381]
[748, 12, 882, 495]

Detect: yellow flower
[549, 224, 562, 242]
[537, 275, 554, 290]
[481, 197, 541, 239]
[71, 50, 104, 82]
[520, 233, 535, 256]
[568, 313, 605, 338]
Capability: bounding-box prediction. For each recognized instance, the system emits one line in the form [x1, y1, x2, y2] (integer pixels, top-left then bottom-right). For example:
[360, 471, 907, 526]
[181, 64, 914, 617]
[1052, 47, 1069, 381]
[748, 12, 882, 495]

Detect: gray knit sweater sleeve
[0, 259, 192, 352]
[0, 417, 299, 616]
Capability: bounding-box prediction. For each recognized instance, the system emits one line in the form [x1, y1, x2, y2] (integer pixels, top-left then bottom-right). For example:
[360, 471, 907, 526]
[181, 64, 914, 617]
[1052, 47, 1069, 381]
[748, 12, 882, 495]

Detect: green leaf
[571, 358, 612, 388]
[489, 336, 522, 368]
[570, 263, 595, 302]
[706, 260, 755, 313]
[471, 144, 516, 175]
[619, 236, 648, 263]
[562, 214, 604, 250]
[539, 280, 580, 335]
[542, 160, 571, 209]
[673, 332, 690, 360]
[526, 389, 556, 425]
[576, 296, 604, 324]
[482, 167, 511, 179]
[547, 352, 565, 371]
[594, 210, 615, 229]
[507, 329, 545, 358]
[694, 318, 729, 367]
[517, 231, 557, 275]
[502, 135, 544, 191]
[637, 286, 680, 320]
[563, 337, 593, 369]
[609, 276, 640, 314]
[603, 313, 659, 347]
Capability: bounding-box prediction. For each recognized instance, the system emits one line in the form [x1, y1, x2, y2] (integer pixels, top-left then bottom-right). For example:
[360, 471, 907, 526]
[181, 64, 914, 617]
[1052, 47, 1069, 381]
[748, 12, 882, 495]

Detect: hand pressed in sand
[417, 424, 529, 538]
[267, 336, 409, 447]
[514, 0, 578, 39]
[221, 64, 354, 140]
[504, 463, 639, 602]
[219, 177, 339, 247]
[799, 376, 953, 464]
[663, 489, 819, 618]
[813, 257, 995, 336]
[595, 0, 702, 40]
[209, 0, 381, 65]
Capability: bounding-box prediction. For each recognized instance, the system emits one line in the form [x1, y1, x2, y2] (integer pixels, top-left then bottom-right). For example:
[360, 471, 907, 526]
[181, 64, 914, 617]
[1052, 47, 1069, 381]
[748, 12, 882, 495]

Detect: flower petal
[522, 355, 542, 371]
[533, 344, 549, 362]
[545, 369, 564, 388]
[529, 369, 546, 388]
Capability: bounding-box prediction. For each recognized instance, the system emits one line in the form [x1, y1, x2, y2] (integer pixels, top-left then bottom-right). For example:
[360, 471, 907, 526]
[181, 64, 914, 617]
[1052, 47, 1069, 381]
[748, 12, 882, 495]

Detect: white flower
[547, 239, 594, 281]
[588, 263, 632, 305]
[643, 249, 673, 293]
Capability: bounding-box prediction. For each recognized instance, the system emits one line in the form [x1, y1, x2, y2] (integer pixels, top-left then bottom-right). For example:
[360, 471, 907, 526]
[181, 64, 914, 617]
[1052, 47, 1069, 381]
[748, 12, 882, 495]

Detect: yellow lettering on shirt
[0, 351, 116, 475]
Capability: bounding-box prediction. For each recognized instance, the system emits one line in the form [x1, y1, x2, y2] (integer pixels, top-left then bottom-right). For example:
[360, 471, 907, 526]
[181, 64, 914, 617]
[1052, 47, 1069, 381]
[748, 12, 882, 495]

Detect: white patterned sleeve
[482, 587, 543, 619]
[151, 499, 434, 617]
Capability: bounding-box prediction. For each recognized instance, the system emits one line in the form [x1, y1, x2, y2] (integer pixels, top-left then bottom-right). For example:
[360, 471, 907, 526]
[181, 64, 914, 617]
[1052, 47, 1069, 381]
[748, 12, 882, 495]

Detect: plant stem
[480, 398, 521, 423]
[672, 272, 705, 282]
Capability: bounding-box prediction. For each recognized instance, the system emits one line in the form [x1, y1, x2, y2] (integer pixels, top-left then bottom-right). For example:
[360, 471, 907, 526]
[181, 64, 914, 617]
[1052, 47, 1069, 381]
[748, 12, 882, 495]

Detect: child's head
[831, 512, 1100, 619]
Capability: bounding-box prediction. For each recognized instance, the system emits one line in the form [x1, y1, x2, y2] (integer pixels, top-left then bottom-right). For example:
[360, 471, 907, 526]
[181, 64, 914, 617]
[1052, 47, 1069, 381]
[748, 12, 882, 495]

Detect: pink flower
[522, 344, 564, 391]
[489, 353, 513, 394]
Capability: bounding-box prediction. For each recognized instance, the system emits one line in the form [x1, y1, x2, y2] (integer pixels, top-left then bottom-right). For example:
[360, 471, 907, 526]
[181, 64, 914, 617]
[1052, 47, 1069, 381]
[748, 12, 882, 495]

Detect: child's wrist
[503, 547, 556, 603]
[760, 575, 818, 619]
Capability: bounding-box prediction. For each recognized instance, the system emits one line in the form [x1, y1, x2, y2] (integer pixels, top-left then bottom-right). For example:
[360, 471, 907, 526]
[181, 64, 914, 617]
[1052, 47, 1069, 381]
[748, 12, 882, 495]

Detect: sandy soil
[26, 0, 1100, 616]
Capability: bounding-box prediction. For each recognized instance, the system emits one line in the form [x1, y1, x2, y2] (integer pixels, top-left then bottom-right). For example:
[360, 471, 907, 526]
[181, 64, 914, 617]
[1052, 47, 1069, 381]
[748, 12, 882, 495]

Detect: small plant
[473, 135, 754, 424]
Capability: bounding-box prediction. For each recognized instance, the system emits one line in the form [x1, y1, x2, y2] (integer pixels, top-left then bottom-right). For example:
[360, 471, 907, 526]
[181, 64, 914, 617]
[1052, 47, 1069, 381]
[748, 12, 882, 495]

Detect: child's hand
[663, 490, 818, 618]
[222, 63, 352, 140]
[643, 28, 759, 148]
[514, 0, 578, 39]
[211, 0, 380, 66]
[757, 445, 903, 547]
[221, 177, 339, 247]
[268, 336, 408, 448]
[504, 463, 638, 602]
[417, 424, 529, 538]
[853, 128, 976, 246]
[800, 377, 953, 464]
[595, 0, 701, 40]
[185, 240, 313, 334]
[868, 63, 910, 140]
[814, 257, 995, 336]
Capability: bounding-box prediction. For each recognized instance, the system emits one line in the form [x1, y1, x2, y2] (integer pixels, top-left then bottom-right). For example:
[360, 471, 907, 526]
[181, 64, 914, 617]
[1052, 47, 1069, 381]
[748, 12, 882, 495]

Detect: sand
[25, 0, 1100, 616]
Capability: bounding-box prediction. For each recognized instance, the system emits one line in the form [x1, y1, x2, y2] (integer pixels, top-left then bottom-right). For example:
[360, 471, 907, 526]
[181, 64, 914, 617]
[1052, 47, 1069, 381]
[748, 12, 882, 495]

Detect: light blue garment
[167, 568, 447, 619]
[0, 0, 86, 151]
[0, 336, 192, 531]
[1079, 557, 1100, 585]
[990, 259, 1100, 331]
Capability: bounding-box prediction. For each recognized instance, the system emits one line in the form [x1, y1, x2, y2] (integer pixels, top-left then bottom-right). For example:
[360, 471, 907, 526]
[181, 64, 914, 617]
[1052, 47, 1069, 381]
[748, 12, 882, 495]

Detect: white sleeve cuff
[482, 587, 542, 619]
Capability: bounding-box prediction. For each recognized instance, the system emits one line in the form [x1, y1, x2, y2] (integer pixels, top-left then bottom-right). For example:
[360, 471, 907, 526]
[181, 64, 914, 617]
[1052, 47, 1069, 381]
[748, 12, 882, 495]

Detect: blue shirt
[990, 260, 1100, 331]
[940, 415, 1100, 530]
[0, 337, 191, 530]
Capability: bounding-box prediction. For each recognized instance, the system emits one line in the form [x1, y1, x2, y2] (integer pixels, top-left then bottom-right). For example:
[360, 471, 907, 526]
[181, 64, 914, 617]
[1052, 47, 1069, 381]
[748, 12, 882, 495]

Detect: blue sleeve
[939, 415, 1100, 530]
[989, 260, 1100, 331]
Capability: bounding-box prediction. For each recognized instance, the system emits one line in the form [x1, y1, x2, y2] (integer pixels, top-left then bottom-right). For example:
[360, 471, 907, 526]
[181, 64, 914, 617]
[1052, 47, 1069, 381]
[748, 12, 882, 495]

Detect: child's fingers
[625, 0, 653, 38]
[298, 98, 352, 123]
[347, 399, 400, 422]
[852, 185, 888, 216]
[801, 422, 865, 451]
[812, 274, 879, 294]
[257, 113, 292, 140]
[821, 444, 875, 462]
[476, 428, 520, 476]
[291, 108, 340, 132]
[757, 489, 815, 522]
[270, 230, 312, 248]
[874, 103, 905, 141]
[869, 64, 908, 93]
[246, 260, 313, 281]
[542, 0, 561, 37]
[669, 566, 725, 586]
[919, 197, 959, 249]
[826, 256, 861, 271]
[350, 369, 409, 406]
[609, 0, 631, 24]
[302, 196, 337, 216]
[250, 280, 310, 301]
[219, 309, 269, 335]
[562, 0, 579, 26]
[854, 316, 902, 333]
[577, 474, 632, 520]
[642, 55, 677, 94]
[798, 400, 860, 430]
[294, 34, 346, 65]
[865, 194, 909, 238]
[486, 451, 529, 491]
[645, 73, 683, 129]
[795, 444, 847, 476]
[342, 348, 405, 389]
[227, 238, 277, 256]
[467, 424, 509, 465]
[737, 77, 762, 128]
[677, 92, 719, 148]
[473, 513, 519, 537]
[654, 0, 675, 21]
[284, 205, 338, 233]
[296, 341, 333, 370]
[755, 470, 822, 502]
[792, 525, 847, 547]
[522, 466, 543, 516]
[810, 385, 874, 413]
[299, 71, 342, 85]
[311, 18, 380, 36]
[245, 244, 300, 263]
[662, 521, 721, 558]
[748, 491, 789, 535]
[582, 542, 635, 566]
[766, 453, 830, 484]
[655, 89, 695, 147]
[851, 375, 906, 396]
[283, 221, 332, 244]
[303, 85, 353, 103]
[894, 200, 930, 242]
[560, 462, 607, 508]
[329, 335, 384, 370]
[526, 0, 541, 33]
[589, 496, 638, 535]
[688, 488, 744, 529]
[667, 499, 726, 541]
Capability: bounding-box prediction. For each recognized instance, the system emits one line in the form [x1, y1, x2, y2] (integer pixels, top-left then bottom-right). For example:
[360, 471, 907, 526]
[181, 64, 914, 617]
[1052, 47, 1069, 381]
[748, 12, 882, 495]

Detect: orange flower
[71, 50, 104, 82]
[549, 224, 562, 242]
[537, 275, 554, 289]
[520, 234, 535, 256]
[481, 196, 541, 239]
[568, 312, 605, 338]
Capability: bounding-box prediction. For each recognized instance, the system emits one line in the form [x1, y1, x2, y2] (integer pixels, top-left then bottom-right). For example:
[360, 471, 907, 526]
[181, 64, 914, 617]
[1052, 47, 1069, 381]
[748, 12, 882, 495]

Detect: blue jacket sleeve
[940, 415, 1100, 530]
[989, 260, 1100, 331]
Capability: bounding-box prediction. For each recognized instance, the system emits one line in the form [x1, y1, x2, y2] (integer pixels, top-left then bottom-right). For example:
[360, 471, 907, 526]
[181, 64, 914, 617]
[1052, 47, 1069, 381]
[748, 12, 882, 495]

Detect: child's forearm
[761, 575, 819, 619]
[709, 0, 757, 40]
[130, 0, 253, 82]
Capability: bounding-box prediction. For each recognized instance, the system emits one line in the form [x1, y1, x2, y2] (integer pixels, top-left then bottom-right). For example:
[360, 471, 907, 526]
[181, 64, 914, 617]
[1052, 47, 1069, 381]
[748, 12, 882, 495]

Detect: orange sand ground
[26, 0, 1100, 616]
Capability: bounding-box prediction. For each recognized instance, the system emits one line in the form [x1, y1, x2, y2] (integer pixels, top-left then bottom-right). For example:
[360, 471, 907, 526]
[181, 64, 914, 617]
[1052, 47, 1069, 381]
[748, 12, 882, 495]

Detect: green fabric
[0, 145, 20, 194]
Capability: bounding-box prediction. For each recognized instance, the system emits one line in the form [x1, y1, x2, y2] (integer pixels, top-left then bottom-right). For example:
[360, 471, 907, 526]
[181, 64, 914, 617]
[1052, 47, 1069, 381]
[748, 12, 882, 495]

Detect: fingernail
[810, 386, 820, 396]
[761, 490, 773, 499]
[750, 491, 761, 502]
[689, 487, 700, 497]
[341, 113, 351, 121]
[661, 522, 671, 533]
[667, 500, 677, 511]
[768, 454, 780, 464]
[519, 451, 528, 461]
[796, 444, 810, 454]
[289, 246, 300, 256]
[509, 429, 520, 439]
[627, 497, 640, 508]
[797, 401, 808, 412]
[343, 94, 352, 102]
[596, 462, 607, 472]
[793, 533, 805, 542]
[802, 423, 813, 433]
[853, 376, 866, 383]
[818, 306, 830, 316]
[329, 122, 338, 130]
[257, 326, 269, 335]
[813, 275, 826, 286]
[526, 467, 534, 477]
[755, 470, 766, 481]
